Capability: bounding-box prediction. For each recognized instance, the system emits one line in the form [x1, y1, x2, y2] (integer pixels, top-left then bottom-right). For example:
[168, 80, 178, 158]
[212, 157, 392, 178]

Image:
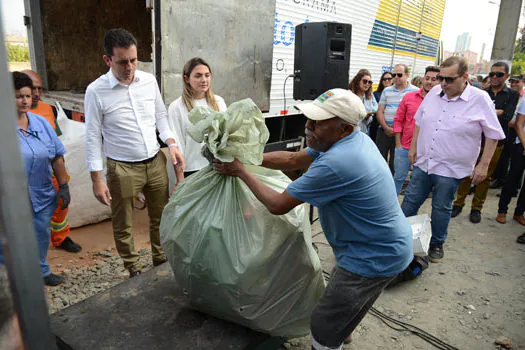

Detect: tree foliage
[512, 32, 525, 75]
[512, 52, 525, 75]
[6, 43, 30, 62]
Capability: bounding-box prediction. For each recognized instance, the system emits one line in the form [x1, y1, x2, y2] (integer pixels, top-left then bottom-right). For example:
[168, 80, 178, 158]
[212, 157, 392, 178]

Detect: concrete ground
[48, 188, 525, 349]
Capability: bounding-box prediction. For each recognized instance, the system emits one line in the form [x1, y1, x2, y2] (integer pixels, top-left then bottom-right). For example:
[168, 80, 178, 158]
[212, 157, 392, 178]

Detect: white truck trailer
[25, 0, 445, 123]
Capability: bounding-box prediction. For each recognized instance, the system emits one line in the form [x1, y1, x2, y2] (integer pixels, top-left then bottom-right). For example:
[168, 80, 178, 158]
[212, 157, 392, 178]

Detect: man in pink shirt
[393, 66, 441, 195]
[401, 57, 505, 262]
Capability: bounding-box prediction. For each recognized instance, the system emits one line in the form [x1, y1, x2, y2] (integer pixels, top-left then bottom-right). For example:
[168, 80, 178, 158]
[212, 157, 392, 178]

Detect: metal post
[0, 8, 57, 350]
[490, 0, 523, 61]
[23, 0, 48, 89]
[412, 0, 427, 75]
[412, 32, 422, 75]
[390, 0, 403, 69]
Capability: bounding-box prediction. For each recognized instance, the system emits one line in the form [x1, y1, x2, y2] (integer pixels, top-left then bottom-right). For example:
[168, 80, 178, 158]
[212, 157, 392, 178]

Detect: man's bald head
[21, 69, 43, 108]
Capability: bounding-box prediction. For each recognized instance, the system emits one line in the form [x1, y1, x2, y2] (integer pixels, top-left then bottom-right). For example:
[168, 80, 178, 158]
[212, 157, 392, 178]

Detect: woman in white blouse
[168, 57, 227, 183]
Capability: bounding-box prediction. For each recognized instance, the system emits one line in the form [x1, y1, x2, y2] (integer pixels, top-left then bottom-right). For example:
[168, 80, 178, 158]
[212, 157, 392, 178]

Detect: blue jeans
[401, 167, 461, 245]
[0, 201, 55, 277]
[394, 147, 411, 195]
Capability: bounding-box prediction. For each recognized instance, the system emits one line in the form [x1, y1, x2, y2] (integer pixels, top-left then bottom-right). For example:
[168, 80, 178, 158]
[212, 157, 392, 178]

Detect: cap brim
[295, 102, 336, 121]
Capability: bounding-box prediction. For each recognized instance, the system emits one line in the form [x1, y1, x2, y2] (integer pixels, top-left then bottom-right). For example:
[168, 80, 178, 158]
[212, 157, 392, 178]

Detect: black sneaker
[129, 270, 142, 278]
[451, 205, 462, 218]
[43, 273, 65, 286]
[428, 243, 444, 263]
[58, 237, 82, 253]
[469, 210, 481, 224]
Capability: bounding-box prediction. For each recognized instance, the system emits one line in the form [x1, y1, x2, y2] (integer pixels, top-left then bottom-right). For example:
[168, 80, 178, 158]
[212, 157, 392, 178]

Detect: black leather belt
[108, 152, 158, 165]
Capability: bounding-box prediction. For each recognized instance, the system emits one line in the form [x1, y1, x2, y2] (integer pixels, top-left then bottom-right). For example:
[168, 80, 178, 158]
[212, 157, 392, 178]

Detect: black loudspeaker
[293, 22, 352, 101]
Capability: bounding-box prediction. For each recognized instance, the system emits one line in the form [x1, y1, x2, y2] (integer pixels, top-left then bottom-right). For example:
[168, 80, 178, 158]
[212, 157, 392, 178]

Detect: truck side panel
[38, 0, 152, 91]
[269, 0, 445, 116]
[160, 0, 275, 110]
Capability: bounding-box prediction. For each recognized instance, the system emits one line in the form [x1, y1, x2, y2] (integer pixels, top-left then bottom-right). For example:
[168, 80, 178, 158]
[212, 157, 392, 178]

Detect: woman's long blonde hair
[182, 57, 219, 112]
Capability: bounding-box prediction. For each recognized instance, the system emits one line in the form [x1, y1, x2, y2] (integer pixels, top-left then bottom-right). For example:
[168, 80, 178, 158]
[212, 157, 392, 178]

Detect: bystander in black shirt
[485, 86, 520, 144]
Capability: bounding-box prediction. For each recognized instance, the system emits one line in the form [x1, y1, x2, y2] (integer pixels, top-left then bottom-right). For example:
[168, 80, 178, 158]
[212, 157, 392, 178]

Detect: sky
[439, 0, 523, 61]
[0, 0, 521, 61]
[1, 0, 25, 37]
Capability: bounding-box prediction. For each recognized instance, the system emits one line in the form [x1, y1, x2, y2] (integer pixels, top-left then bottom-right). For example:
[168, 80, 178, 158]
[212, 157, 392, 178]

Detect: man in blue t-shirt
[213, 88, 412, 350]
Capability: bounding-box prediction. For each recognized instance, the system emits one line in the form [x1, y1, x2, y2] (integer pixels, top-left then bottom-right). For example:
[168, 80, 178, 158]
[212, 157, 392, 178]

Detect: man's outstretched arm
[262, 149, 314, 171]
[213, 158, 304, 215]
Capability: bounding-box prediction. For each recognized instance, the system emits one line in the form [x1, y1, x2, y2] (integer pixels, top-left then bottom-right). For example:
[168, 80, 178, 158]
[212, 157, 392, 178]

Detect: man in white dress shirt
[85, 28, 185, 277]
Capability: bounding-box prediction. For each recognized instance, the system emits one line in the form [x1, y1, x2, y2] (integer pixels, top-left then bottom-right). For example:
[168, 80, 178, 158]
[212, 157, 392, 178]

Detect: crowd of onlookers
[347, 58, 525, 260]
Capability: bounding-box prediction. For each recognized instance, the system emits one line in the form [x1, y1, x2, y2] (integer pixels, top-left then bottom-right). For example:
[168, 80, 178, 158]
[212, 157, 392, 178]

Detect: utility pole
[390, 0, 403, 70]
[520, 28, 525, 52]
[490, 0, 523, 62]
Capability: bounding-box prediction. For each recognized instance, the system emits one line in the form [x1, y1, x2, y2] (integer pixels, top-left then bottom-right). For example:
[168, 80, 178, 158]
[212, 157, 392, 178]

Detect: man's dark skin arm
[262, 149, 315, 171]
[51, 155, 67, 185]
[214, 158, 304, 215]
[51, 155, 70, 209]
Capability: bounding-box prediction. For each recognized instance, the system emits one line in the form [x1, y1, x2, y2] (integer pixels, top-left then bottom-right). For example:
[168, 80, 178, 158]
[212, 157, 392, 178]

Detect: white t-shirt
[168, 95, 227, 171]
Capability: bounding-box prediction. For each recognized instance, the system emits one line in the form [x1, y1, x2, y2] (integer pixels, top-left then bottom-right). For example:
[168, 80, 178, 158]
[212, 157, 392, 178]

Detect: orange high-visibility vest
[31, 101, 56, 130]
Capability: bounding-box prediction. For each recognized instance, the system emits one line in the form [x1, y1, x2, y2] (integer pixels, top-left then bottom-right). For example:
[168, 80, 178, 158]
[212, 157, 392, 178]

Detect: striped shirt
[379, 84, 418, 125]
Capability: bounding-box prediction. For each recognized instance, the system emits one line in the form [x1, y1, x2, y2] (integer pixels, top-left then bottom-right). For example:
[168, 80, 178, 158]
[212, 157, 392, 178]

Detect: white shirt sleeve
[216, 95, 228, 111]
[167, 99, 188, 156]
[84, 86, 105, 172]
[154, 81, 176, 143]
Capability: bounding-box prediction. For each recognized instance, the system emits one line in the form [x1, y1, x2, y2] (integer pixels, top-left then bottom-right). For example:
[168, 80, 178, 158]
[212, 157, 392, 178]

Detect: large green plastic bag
[160, 99, 325, 337]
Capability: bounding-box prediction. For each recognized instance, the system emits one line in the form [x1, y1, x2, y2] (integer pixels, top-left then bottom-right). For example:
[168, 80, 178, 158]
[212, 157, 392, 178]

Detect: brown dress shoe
[496, 213, 506, 224]
[513, 215, 525, 226]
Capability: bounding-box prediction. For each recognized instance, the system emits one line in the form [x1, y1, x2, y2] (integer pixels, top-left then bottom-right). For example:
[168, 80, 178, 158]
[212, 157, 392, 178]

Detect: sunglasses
[437, 75, 460, 84]
[391, 73, 404, 78]
[361, 79, 373, 85]
[382, 77, 393, 81]
[488, 72, 506, 78]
